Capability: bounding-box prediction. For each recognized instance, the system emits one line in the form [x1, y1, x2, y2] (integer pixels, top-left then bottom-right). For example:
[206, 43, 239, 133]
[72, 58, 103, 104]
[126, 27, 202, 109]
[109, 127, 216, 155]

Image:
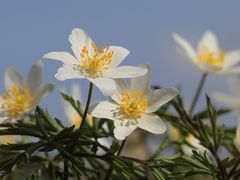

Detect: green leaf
[195, 108, 231, 119]
[35, 107, 49, 140]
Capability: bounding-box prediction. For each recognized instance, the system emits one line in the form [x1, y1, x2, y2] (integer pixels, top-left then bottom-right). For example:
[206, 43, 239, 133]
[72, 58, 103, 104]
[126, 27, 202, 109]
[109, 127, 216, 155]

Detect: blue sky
[0, 0, 240, 125]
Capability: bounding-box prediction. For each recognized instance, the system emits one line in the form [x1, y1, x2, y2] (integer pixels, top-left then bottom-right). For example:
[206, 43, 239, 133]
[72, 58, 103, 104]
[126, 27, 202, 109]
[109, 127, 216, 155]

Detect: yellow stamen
[198, 46, 225, 68]
[78, 42, 114, 77]
[1, 84, 33, 118]
[119, 89, 148, 118]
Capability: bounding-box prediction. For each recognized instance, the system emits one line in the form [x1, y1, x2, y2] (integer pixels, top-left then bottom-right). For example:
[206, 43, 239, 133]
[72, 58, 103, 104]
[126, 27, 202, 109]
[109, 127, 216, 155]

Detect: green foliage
[0, 91, 239, 180]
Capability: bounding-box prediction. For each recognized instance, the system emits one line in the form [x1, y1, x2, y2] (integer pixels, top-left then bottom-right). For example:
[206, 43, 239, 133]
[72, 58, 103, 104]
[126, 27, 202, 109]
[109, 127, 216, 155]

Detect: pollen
[0, 84, 33, 119]
[78, 42, 114, 77]
[119, 89, 148, 118]
[198, 46, 225, 68]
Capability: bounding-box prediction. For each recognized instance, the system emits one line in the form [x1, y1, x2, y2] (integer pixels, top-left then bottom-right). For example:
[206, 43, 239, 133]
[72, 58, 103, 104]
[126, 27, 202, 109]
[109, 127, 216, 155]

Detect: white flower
[90, 64, 179, 140]
[181, 134, 207, 156]
[168, 125, 207, 156]
[0, 60, 54, 122]
[44, 28, 147, 96]
[173, 31, 240, 74]
[213, 77, 240, 151]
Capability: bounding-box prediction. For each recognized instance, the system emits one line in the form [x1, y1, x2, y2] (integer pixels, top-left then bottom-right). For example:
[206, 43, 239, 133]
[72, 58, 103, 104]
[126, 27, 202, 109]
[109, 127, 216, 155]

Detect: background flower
[214, 77, 240, 151]
[0, 60, 54, 122]
[173, 31, 240, 74]
[61, 83, 92, 128]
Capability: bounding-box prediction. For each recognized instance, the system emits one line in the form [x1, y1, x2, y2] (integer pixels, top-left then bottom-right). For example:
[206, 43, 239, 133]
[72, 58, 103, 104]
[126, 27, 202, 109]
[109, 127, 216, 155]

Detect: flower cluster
[2, 28, 240, 179]
[44, 28, 179, 140]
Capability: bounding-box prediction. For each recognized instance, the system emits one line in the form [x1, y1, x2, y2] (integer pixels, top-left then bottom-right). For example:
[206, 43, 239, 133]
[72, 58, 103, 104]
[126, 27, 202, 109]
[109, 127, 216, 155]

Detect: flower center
[0, 84, 33, 118]
[75, 42, 114, 77]
[0, 135, 15, 144]
[69, 114, 82, 128]
[119, 89, 148, 118]
[198, 46, 225, 68]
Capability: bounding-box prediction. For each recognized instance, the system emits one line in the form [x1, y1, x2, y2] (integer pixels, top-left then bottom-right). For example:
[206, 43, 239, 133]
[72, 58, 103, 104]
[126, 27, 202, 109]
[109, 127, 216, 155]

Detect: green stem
[65, 82, 93, 179]
[63, 160, 68, 180]
[104, 139, 127, 180]
[189, 73, 208, 116]
[227, 158, 240, 179]
[79, 82, 93, 131]
[71, 82, 93, 150]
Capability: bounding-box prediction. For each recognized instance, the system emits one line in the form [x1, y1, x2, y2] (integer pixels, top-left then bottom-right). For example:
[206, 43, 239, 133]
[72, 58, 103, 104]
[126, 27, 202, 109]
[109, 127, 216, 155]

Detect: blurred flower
[168, 125, 181, 142]
[181, 134, 207, 156]
[214, 77, 240, 151]
[0, 60, 54, 122]
[173, 31, 240, 74]
[61, 83, 93, 128]
[44, 28, 147, 96]
[0, 134, 16, 144]
[168, 125, 207, 156]
[90, 64, 178, 140]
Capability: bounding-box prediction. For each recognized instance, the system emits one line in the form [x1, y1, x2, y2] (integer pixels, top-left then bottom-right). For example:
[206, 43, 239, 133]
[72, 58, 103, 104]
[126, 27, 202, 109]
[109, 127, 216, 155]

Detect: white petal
[107, 46, 130, 68]
[114, 120, 137, 140]
[68, 28, 94, 59]
[147, 88, 179, 113]
[111, 79, 129, 103]
[33, 84, 54, 104]
[213, 92, 240, 109]
[181, 144, 194, 156]
[103, 66, 147, 79]
[172, 33, 197, 62]
[55, 66, 84, 81]
[137, 114, 166, 134]
[43, 51, 79, 65]
[130, 64, 151, 95]
[234, 114, 240, 152]
[88, 78, 117, 96]
[27, 60, 43, 93]
[90, 101, 119, 120]
[4, 67, 24, 89]
[198, 31, 219, 53]
[224, 50, 240, 69]
[225, 67, 240, 74]
[199, 62, 222, 74]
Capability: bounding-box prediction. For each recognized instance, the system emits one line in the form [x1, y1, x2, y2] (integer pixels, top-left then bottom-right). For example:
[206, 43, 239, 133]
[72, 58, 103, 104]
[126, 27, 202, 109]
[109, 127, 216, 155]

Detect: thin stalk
[65, 82, 93, 179]
[189, 73, 208, 116]
[227, 158, 240, 179]
[104, 139, 127, 180]
[70, 82, 93, 150]
[63, 160, 68, 180]
[209, 147, 227, 180]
